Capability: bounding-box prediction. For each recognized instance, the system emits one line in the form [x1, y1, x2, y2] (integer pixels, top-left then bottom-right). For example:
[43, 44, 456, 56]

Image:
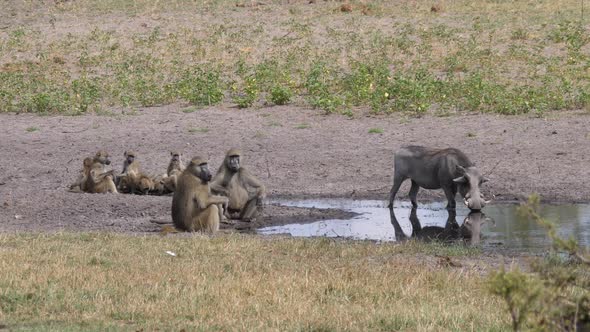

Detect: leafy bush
[488, 194, 590, 331]
[269, 85, 292, 105]
[233, 75, 259, 108]
[177, 67, 224, 107]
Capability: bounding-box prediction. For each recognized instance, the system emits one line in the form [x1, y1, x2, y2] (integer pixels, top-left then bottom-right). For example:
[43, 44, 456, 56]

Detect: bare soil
[1, 105, 589, 234]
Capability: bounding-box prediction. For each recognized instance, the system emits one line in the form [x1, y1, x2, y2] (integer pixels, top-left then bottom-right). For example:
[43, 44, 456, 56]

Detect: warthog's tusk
[484, 200, 492, 204]
[464, 198, 469, 206]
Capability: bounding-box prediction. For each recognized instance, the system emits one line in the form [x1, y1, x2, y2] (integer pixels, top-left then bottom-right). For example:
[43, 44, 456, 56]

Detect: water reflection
[257, 199, 590, 252]
[461, 211, 494, 246]
[390, 207, 493, 245]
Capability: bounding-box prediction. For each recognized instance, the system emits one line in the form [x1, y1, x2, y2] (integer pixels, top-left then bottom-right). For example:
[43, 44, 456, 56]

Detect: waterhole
[258, 199, 590, 252]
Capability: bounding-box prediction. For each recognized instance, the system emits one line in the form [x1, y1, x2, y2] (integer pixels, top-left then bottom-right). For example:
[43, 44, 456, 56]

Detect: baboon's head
[95, 150, 111, 165]
[225, 148, 241, 172]
[82, 157, 93, 169]
[118, 176, 130, 192]
[124, 151, 136, 165]
[189, 156, 212, 183]
[170, 151, 181, 163]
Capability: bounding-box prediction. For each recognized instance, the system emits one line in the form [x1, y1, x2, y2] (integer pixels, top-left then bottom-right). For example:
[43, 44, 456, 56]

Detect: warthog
[387, 146, 489, 210]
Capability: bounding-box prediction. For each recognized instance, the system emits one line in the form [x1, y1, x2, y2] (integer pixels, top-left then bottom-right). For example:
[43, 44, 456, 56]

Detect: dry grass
[0, 233, 510, 331]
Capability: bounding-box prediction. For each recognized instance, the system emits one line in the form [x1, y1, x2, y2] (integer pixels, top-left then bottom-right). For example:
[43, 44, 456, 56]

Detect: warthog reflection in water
[389, 207, 494, 245]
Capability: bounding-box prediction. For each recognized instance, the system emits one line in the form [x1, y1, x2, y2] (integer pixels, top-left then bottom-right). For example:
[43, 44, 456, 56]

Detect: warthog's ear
[453, 176, 468, 184]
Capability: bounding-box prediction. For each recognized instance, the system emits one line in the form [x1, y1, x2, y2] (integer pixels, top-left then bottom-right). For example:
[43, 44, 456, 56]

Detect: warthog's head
[453, 165, 490, 211]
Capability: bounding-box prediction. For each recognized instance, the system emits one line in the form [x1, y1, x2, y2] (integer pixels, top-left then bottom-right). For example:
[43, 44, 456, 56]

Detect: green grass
[25, 127, 39, 132]
[368, 128, 384, 134]
[0, 233, 510, 331]
[181, 106, 199, 113]
[188, 127, 209, 133]
[0, 1, 589, 115]
[295, 123, 311, 129]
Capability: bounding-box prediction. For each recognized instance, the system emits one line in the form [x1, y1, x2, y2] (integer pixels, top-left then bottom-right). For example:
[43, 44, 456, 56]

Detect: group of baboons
[70, 144, 490, 234]
[69, 148, 266, 233]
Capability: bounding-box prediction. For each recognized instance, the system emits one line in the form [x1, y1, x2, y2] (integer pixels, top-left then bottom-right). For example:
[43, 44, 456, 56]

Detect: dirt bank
[0, 105, 589, 233]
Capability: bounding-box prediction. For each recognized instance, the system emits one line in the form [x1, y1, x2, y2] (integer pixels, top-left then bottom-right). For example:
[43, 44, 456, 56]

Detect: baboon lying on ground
[211, 148, 266, 222]
[171, 156, 229, 233]
[117, 151, 154, 195]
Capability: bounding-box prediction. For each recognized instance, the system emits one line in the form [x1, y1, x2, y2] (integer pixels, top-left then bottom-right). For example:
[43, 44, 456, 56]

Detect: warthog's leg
[388, 175, 407, 208]
[409, 180, 420, 208]
[443, 185, 457, 210]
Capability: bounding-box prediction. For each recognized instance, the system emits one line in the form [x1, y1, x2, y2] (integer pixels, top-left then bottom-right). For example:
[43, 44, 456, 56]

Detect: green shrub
[269, 85, 292, 105]
[488, 194, 590, 331]
[233, 75, 258, 108]
[177, 67, 224, 106]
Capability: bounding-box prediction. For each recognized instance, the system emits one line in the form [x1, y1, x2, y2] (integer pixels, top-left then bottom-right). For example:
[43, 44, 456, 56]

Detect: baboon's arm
[209, 173, 229, 195]
[194, 190, 228, 210]
[242, 170, 266, 197]
[90, 169, 114, 183]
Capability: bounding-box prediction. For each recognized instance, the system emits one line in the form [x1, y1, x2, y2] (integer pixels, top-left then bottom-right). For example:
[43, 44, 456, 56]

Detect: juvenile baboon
[210, 148, 266, 222]
[167, 151, 184, 177]
[85, 150, 117, 194]
[163, 151, 185, 192]
[121, 150, 140, 176]
[171, 156, 229, 233]
[117, 150, 154, 195]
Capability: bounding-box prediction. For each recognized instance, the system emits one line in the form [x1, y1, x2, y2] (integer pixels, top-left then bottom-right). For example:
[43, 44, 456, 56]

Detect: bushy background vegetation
[0, 0, 589, 115]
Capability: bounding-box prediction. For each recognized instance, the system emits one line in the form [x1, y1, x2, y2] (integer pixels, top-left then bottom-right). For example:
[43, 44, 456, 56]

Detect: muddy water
[258, 199, 590, 252]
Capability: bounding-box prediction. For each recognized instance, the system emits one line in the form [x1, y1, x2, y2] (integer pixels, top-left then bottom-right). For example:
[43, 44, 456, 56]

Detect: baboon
[69, 157, 93, 192]
[85, 150, 117, 194]
[163, 151, 185, 193]
[121, 150, 140, 176]
[167, 151, 185, 177]
[210, 148, 266, 222]
[150, 152, 185, 195]
[117, 150, 154, 195]
[171, 156, 229, 233]
[151, 174, 168, 195]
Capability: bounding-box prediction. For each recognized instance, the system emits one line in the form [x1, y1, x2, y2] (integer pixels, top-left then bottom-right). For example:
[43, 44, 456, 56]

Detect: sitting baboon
[210, 148, 266, 222]
[163, 151, 185, 193]
[85, 150, 117, 194]
[117, 150, 154, 195]
[167, 151, 185, 177]
[171, 156, 229, 233]
[121, 150, 140, 176]
[69, 157, 93, 192]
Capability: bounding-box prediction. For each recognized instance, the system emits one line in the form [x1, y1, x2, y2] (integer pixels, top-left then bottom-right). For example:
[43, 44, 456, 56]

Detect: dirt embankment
[0, 105, 589, 233]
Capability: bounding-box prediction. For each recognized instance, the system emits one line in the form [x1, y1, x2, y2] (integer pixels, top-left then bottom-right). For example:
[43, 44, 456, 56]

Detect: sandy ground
[0, 105, 589, 233]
